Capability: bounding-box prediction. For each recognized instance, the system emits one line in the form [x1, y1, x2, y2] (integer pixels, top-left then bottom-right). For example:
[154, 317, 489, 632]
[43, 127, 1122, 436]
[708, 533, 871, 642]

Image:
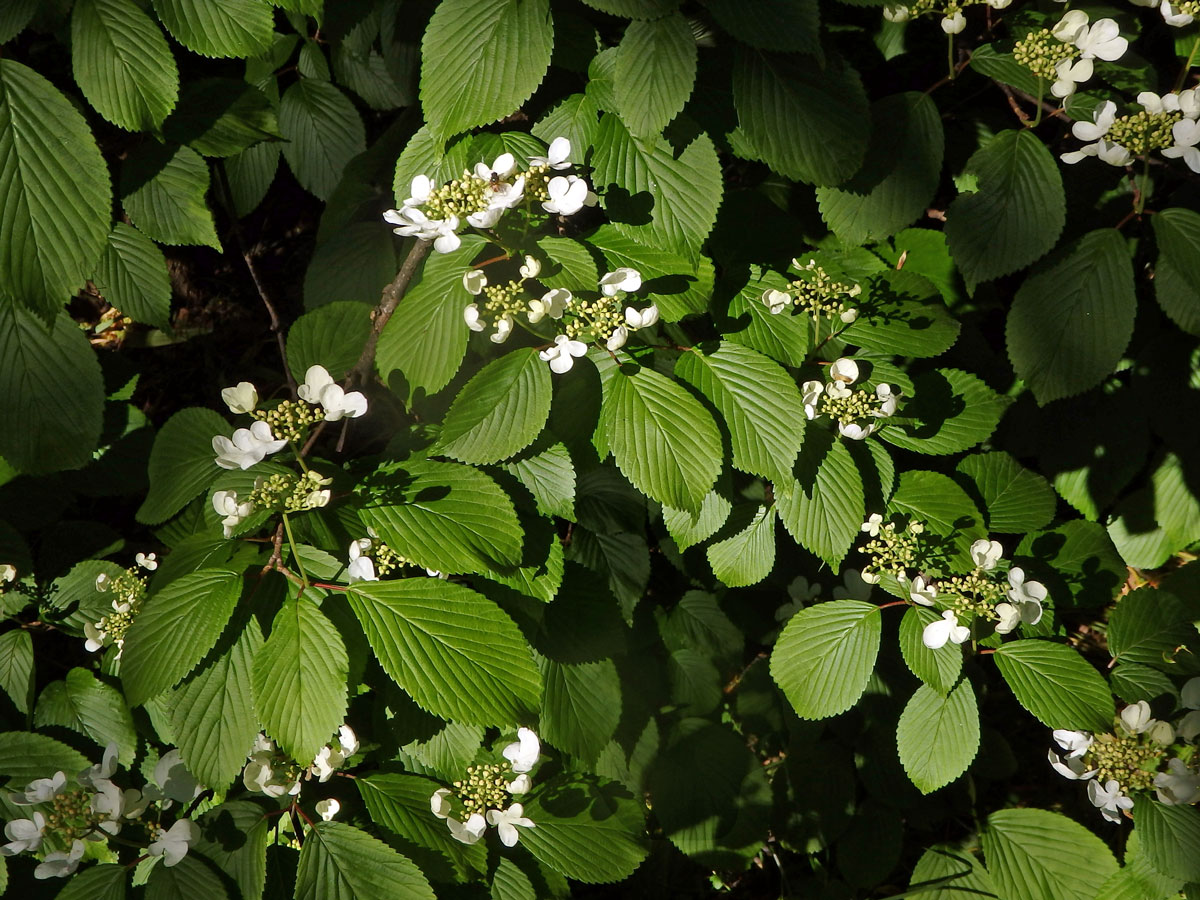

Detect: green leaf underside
[896, 681, 980, 793]
[286, 301, 373, 385]
[707, 505, 777, 587]
[993, 640, 1114, 731]
[770, 599, 881, 719]
[151, 0, 274, 59]
[347, 579, 541, 726]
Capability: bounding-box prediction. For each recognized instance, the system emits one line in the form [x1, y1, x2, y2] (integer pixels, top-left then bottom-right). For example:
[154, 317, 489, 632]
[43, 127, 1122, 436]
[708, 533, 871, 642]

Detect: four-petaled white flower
[347, 539, 378, 583]
[311, 727, 356, 782]
[135, 552, 158, 571]
[148, 819, 199, 867]
[384, 206, 462, 254]
[970, 539, 1004, 571]
[155, 749, 201, 805]
[12, 771, 66, 806]
[528, 289, 571, 323]
[316, 798, 341, 821]
[539, 335, 588, 374]
[1061, 101, 1133, 167]
[221, 381, 258, 414]
[464, 304, 485, 332]
[463, 270, 488, 295]
[763, 288, 791, 315]
[625, 305, 659, 329]
[1051, 58, 1093, 100]
[1, 563, 15, 584]
[1119, 699, 1152, 735]
[213, 421, 287, 470]
[1052, 9, 1089, 42]
[529, 137, 573, 170]
[487, 804, 536, 847]
[491, 315, 514, 344]
[213, 490, 254, 539]
[1053, 729, 1093, 759]
[298, 365, 368, 422]
[599, 268, 642, 297]
[829, 357, 859, 383]
[1159, 0, 1194, 26]
[1003, 567, 1046, 627]
[1048, 747, 1098, 780]
[883, 3, 910, 21]
[34, 838, 85, 879]
[606, 326, 628, 352]
[1087, 779, 1134, 823]
[1074, 17, 1127, 59]
[941, 10, 966, 33]
[508, 774, 532, 794]
[923, 610, 970, 649]
[78, 743, 119, 791]
[1163, 118, 1200, 173]
[2, 812, 45, 855]
[503, 727, 541, 773]
[906, 575, 938, 607]
[431, 789, 487, 845]
[1154, 758, 1200, 805]
[543, 175, 595, 216]
[519, 255, 541, 279]
[861, 513, 884, 537]
[801, 381, 823, 419]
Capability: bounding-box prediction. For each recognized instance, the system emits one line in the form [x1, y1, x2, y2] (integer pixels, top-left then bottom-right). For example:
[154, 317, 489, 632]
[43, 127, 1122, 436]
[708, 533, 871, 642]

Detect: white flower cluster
[384, 138, 595, 254]
[86, 563, 154, 658]
[345, 533, 443, 582]
[431, 727, 540, 847]
[1049, 686, 1200, 823]
[242, 725, 358, 802]
[1010, 11, 1127, 99]
[2, 744, 201, 877]
[1063, 89, 1200, 171]
[1130, 0, 1197, 27]
[883, 0, 1011, 35]
[802, 358, 898, 441]
[1, 563, 17, 587]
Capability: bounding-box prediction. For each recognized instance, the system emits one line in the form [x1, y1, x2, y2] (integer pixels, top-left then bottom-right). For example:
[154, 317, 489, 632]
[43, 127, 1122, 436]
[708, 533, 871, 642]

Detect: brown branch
[348, 238, 433, 387]
[996, 81, 1032, 125]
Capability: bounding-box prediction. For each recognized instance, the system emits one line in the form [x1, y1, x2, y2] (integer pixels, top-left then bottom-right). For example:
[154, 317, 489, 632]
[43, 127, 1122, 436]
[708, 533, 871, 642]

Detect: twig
[348, 238, 433, 386]
[996, 81, 1032, 125]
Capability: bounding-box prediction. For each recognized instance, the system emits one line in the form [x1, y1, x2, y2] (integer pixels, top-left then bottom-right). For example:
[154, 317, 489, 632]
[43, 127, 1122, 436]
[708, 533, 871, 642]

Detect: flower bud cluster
[1063, 89, 1200, 171]
[1012, 29, 1077, 81]
[763, 260, 860, 324]
[251, 399, 325, 445]
[249, 470, 332, 514]
[801, 358, 898, 441]
[430, 727, 540, 848]
[346, 534, 442, 582]
[86, 567, 148, 657]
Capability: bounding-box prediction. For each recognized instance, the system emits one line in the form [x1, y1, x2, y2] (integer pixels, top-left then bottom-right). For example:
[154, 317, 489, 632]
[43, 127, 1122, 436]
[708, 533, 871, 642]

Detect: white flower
[464, 304, 485, 332]
[970, 540, 1003, 571]
[1154, 758, 1200, 805]
[503, 728, 541, 773]
[993, 603, 1023, 634]
[508, 774, 532, 794]
[829, 357, 859, 383]
[875, 383, 898, 417]
[2, 812, 45, 855]
[148, 819, 199, 867]
[625, 305, 659, 329]
[1120, 700, 1153, 735]
[840, 307, 859, 323]
[213, 421, 287, 470]
[311, 745, 344, 782]
[135, 552, 158, 571]
[907, 575, 938, 607]
[448, 813, 487, 845]
[221, 382, 258, 414]
[316, 798, 341, 821]
[543, 174, 595, 216]
[213, 490, 254, 539]
[384, 207, 462, 254]
[1179, 677, 1200, 742]
[529, 137, 572, 170]
[78, 743, 119, 791]
[462, 270, 488, 295]
[12, 771, 66, 805]
[491, 315, 514, 344]
[155, 749, 200, 805]
[606, 326, 628, 352]
[1004, 568, 1046, 627]
[599, 268, 642, 296]
[763, 288, 791, 314]
[1163, 118, 1200, 173]
[1138, 91, 1182, 115]
[1047, 748, 1097, 780]
[519, 255, 541, 279]
[923, 610, 970, 649]
[487, 803, 536, 847]
[347, 539, 378, 583]
[85, 619, 108, 652]
[34, 838, 84, 879]
[338, 724, 358, 757]
[860, 569, 881, 584]
[941, 10, 965, 33]
[833, 569, 874, 602]
[861, 513, 884, 537]
[1160, 0, 1194, 25]
[1087, 779, 1134, 823]
[528, 289, 571, 323]
[1054, 729, 1094, 759]
[243, 752, 300, 799]
[986, 0, 1011, 8]
[1051, 58, 1093, 99]
[539, 335, 588, 374]
[882, 3, 910, 21]
[474, 153, 517, 183]
[402, 175, 433, 208]
[0, 564, 15, 584]
[430, 787, 453, 819]
[1074, 100, 1118, 144]
[91, 777, 125, 834]
[1073, 19, 1127, 61]
[801, 381, 823, 418]
[1052, 9, 1089, 42]
[298, 365, 368, 422]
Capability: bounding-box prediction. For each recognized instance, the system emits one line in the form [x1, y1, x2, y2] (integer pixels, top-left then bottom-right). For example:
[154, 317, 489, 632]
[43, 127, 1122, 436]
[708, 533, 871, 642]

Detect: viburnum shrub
[1, 0, 1199, 897]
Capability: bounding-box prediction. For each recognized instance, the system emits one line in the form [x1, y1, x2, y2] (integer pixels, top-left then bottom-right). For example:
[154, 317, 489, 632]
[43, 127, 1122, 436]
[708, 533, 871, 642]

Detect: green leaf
[944, 129, 1065, 290]
[703, 0, 819, 54]
[420, 0, 553, 140]
[956, 451, 1056, 534]
[896, 681, 979, 793]
[0, 630, 32, 714]
[898, 606, 963, 695]
[347, 579, 541, 726]
[168, 621, 262, 789]
[1095, 830, 1184, 900]
[121, 568, 243, 706]
[392, 127, 477, 205]
[376, 236, 485, 403]
[770, 599, 881, 719]
[518, 774, 649, 883]
[0, 299, 104, 474]
[969, 44, 1042, 95]
[71, 0, 178, 132]
[535, 236, 599, 293]
[993, 640, 1114, 731]
[816, 93, 943, 244]
[909, 846, 995, 900]
[136, 407, 227, 524]
[359, 458, 523, 574]
[675, 342, 805, 487]
[146, 854, 228, 900]
[584, 226, 715, 322]
[539, 655, 621, 762]
[286, 301, 372, 384]
[151, 0, 273, 58]
[191, 801, 269, 900]
[0, 59, 112, 316]
[224, 142, 279, 217]
[120, 142, 220, 249]
[706, 505, 777, 587]
[1152, 452, 1200, 547]
[841, 272, 960, 360]
[433, 350, 552, 465]
[296, 821, 436, 900]
[505, 440, 576, 522]
[721, 269, 810, 366]
[581, 0, 679, 15]
[613, 13, 696, 137]
[252, 598, 348, 764]
[1007, 229, 1136, 404]
[983, 808, 1118, 900]
[776, 428, 864, 570]
[1153, 208, 1200, 334]
[34, 668, 137, 764]
[591, 114, 722, 265]
[886, 469, 986, 571]
[0, 731, 91, 782]
[56, 864, 127, 900]
[663, 489, 732, 552]
[594, 355, 722, 513]
[1135, 799, 1200, 882]
[93, 223, 172, 330]
[0, 0, 36, 44]
[304, 221, 398, 309]
[1108, 587, 1200, 674]
[165, 78, 279, 157]
[532, 94, 601, 160]
[1110, 662, 1178, 704]
[279, 79, 366, 200]
[731, 48, 869, 186]
[879, 368, 1009, 456]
